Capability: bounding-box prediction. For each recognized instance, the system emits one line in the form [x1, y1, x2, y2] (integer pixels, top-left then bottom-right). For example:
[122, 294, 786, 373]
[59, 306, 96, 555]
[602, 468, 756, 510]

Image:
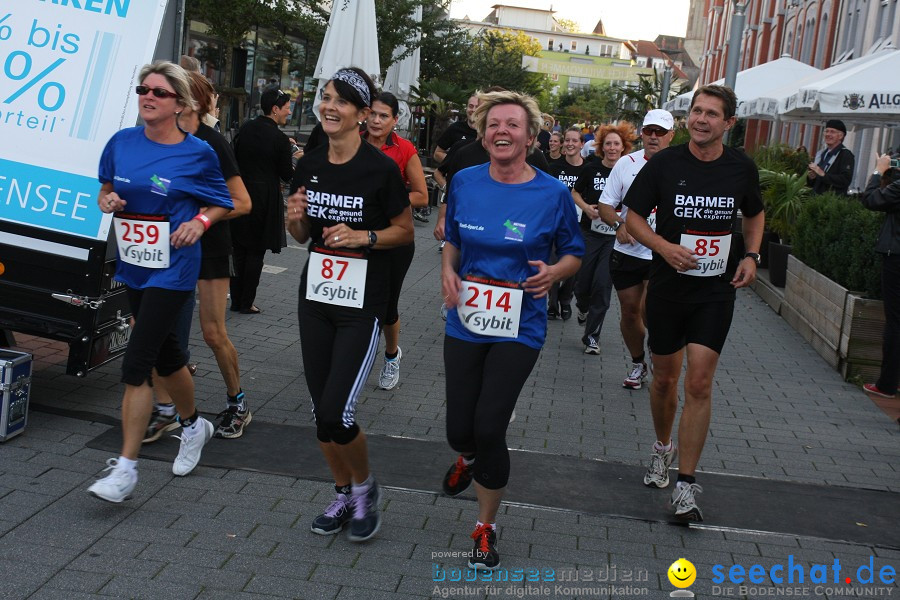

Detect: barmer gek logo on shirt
[306, 188, 365, 223]
[150, 175, 170, 196]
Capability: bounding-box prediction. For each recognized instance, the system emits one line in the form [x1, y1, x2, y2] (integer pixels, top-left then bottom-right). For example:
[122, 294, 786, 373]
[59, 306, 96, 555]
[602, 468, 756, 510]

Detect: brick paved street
[1, 220, 897, 599]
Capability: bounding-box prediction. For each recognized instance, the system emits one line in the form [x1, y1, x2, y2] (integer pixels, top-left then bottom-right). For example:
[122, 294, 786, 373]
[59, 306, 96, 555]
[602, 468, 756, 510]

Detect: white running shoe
[623, 362, 648, 389]
[643, 442, 677, 488]
[671, 481, 703, 521]
[378, 347, 402, 390]
[87, 458, 137, 503]
[583, 335, 600, 355]
[172, 417, 214, 476]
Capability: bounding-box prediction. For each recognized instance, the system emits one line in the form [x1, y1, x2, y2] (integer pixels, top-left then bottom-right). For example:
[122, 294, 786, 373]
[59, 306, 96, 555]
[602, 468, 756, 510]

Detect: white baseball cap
[643, 109, 674, 131]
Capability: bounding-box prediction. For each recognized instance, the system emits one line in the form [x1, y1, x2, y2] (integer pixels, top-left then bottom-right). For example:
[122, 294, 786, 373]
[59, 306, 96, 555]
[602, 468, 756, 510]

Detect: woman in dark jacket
[230, 88, 300, 313]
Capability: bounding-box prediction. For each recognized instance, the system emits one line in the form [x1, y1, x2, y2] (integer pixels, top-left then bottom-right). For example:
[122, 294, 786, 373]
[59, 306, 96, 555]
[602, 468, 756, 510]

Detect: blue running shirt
[445, 164, 584, 349]
[99, 127, 233, 291]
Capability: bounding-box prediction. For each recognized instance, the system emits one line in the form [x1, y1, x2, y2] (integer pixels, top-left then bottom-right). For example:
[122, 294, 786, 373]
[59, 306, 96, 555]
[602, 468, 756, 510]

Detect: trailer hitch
[51, 292, 104, 310]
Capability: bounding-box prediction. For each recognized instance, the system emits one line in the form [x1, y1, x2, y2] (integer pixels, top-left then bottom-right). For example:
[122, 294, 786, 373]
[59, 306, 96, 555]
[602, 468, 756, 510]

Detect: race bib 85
[680, 230, 731, 277]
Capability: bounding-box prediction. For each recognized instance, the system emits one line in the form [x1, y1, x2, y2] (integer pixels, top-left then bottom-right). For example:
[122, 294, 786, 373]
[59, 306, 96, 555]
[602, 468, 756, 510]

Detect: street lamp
[723, 0, 746, 144]
[723, 0, 746, 93]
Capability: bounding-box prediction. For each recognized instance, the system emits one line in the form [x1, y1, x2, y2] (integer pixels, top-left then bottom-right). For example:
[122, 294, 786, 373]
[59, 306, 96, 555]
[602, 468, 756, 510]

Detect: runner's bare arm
[573, 189, 598, 221]
[732, 209, 765, 288]
[441, 241, 462, 307]
[626, 209, 697, 272]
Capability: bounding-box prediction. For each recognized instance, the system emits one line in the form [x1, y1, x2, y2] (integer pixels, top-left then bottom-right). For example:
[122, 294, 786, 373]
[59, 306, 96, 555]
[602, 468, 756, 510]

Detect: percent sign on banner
[4, 52, 66, 111]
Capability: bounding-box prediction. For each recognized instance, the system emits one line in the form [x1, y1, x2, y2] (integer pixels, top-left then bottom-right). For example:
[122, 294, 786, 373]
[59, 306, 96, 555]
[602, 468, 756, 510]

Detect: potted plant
[758, 169, 812, 287]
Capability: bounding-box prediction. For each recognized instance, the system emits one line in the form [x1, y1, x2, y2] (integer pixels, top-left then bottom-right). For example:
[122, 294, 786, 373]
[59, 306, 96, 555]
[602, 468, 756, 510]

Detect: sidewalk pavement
[1, 218, 897, 599]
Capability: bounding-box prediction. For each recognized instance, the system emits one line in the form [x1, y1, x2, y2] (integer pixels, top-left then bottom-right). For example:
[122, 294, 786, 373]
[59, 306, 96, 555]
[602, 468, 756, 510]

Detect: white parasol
[777, 49, 900, 126]
[382, 4, 422, 134]
[664, 56, 820, 117]
[312, 0, 381, 119]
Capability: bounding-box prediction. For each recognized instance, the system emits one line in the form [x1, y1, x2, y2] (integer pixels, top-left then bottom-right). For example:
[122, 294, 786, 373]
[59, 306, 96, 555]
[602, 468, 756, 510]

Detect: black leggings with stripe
[298, 298, 381, 444]
[444, 336, 540, 489]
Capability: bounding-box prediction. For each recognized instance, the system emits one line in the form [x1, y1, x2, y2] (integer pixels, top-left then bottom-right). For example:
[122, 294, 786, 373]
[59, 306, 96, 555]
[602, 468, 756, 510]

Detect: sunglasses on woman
[135, 85, 178, 99]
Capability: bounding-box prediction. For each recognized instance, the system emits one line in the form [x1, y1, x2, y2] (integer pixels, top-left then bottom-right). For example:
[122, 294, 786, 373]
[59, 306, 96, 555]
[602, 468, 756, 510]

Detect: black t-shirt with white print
[547, 158, 586, 192]
[290, 141, 409, 311]
[624, 144, 763, 303]
[573, 162, 613, 232]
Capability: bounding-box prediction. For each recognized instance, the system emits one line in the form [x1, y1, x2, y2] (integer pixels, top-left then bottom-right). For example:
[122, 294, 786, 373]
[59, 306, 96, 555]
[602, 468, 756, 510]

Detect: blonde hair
[473, 90, 543, 143]
[138, 60, 196, 112]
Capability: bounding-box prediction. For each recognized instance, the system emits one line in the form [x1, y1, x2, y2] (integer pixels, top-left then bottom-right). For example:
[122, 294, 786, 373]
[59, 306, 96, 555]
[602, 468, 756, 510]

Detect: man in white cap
[623, 85, 765, 522]
[597, 108, 675, 388]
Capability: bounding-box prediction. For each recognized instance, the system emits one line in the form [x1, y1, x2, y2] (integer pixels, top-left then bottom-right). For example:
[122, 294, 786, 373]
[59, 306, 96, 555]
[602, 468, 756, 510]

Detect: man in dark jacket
[858, 154, 900, 399]
[230, 88, 298, 313]
[807, 119, 855, 195]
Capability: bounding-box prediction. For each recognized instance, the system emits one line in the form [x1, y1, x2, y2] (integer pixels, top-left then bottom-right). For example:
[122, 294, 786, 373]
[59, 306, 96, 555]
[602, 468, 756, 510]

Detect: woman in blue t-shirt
[440, 90, 584, 571]
[87, 61, 233, 504]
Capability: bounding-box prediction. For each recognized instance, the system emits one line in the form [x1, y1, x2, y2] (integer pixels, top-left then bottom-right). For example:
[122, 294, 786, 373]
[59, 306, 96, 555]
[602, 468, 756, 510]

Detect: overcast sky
[448, 0, 691, 41]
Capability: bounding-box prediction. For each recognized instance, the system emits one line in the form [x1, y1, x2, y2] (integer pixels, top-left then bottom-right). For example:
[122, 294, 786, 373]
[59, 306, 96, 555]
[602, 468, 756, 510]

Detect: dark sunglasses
[135, 85, 178, 99]
[642, 126, 669, 137]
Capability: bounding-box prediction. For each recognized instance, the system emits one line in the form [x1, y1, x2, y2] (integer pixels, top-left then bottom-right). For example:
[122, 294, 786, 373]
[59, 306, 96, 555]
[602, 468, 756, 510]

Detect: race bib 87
[306, 246, 367, 308]
[680, 230, 731, 277]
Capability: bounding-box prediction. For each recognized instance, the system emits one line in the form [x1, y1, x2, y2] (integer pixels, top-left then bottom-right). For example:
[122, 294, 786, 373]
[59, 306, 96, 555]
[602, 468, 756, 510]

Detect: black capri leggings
[122, 286, 192, 386]
[444, 336, 540, 489]
[385, 243, 415, 326]
[299, 298, 381, 444]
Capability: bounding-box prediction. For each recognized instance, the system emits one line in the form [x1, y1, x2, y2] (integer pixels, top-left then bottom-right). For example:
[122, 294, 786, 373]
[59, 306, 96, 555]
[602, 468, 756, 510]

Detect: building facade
[695, 0, 899, 189]
[455, 5, 672, 94]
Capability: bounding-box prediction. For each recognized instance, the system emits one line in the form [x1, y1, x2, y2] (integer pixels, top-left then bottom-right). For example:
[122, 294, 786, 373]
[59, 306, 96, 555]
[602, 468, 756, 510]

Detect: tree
[616, 69, 686, 127]
[461, 29, 550, 97]
[556, 18, 580, 33]
[553, 84, 620, 125]
[185, 0, 326, 125]
[374, 0, 458, 77]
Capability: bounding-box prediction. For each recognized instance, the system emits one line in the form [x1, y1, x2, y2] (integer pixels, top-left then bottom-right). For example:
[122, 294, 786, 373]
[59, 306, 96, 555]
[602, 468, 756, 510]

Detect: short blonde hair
[473, 90, 543, 143]
[138, 60, 196, 112]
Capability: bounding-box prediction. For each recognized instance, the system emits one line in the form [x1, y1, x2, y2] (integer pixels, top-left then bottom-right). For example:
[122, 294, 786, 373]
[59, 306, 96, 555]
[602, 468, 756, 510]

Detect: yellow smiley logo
[668, 558, 697, 588]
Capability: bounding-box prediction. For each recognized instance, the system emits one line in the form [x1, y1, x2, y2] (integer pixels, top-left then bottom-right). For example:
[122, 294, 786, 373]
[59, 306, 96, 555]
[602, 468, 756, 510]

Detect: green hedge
[752, 144, 809, 177]
[793, 192, 883, 299]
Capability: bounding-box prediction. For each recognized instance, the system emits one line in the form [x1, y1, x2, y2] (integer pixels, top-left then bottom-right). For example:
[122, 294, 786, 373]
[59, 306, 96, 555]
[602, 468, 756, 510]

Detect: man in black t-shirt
[624, 85, 765, 522]
[432, 93, 478, 164]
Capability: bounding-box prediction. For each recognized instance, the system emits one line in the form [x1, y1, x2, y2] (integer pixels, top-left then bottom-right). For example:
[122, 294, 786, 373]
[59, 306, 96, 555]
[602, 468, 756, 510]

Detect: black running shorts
[610, 250, 651, 291]
[646, 295, 735, 355]
[199, 255, 234, 280]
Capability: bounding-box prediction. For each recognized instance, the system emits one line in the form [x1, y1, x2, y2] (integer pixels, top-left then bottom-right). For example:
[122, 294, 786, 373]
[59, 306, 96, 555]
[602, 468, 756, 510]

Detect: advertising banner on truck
[0, 0, 169, 241]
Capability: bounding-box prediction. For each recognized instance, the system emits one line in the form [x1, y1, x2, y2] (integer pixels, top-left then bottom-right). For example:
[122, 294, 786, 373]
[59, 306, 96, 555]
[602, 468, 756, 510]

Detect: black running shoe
[468, 523, 500, 571]
[348, 479, 382, 542]
[310, 493, 352, 535]
[442, 455, 473, 496]
[560, 305, 572, 321]
[214, 406, 252, 439]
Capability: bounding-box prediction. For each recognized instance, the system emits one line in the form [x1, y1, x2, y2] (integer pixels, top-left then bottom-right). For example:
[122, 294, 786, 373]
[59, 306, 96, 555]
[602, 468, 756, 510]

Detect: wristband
[192, 213, 211, 231]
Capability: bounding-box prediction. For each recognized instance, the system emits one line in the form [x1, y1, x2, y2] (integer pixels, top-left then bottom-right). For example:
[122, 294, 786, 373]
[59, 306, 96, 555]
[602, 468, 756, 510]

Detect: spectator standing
[858, 155, 900, 399]
[807, 119, 855, 195]
[230, 88, 301, 314]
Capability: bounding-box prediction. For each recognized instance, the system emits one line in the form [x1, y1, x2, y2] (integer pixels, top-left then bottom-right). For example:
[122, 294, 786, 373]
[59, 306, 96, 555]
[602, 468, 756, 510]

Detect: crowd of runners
[86, 59, 765, 573]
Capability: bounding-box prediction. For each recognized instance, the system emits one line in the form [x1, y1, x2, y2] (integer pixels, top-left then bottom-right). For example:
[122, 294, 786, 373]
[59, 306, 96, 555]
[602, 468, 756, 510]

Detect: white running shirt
[598, 149, 654, 260]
